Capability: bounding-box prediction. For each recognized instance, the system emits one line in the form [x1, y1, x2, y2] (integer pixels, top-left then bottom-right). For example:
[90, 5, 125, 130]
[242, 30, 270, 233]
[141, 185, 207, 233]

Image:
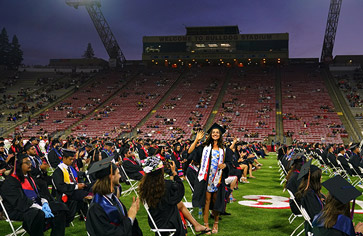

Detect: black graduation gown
[29, 155, 53, 201]
[312, 227, 350, 236]
[337, 154, 352, 175]
[148, 175, 186, 236]
[228, 149, 242, 180]
[48, 149, 62, 169]
[185, 165, 198, 190]
[1, 175, 70, 236]
[190, 145, 231, 213]
[349, 153, 361, 174]
[299, 189, 324, 235]
[52, 167, 89, 219]
[122, 158, 143, 180]
[138, 149, 147, 160]
[86, 195, 143, 236]
[286, 172, 301, 215]
[327, 152, 338, 168]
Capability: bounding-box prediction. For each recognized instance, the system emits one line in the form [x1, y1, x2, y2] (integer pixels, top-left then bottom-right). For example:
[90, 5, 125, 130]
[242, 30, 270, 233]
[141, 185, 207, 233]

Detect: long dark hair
[317, 193, 350, 228]
[139, 168, 165, 208]
[295, 168, 322, 200]
[203, 129, 224, 148]
[284, 161, 303, 188]
[92, 166, 117, 195]
[14, 155, 28, 182]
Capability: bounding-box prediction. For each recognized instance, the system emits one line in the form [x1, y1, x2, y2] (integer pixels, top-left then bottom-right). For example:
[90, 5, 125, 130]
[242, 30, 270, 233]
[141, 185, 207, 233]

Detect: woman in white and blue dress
[188, 123, 232, 234]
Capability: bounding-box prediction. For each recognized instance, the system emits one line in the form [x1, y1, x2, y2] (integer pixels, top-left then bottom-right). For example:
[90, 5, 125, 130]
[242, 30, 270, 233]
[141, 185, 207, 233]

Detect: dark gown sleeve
[164, 176, 185, 205]
[0, 176, 34, 219]
[52, 168, 76, 195]
[86, 203, 140, 236]
[190, 146, 204, 164]
[122, 160, 143, 180]
[48, 150, 61, 168]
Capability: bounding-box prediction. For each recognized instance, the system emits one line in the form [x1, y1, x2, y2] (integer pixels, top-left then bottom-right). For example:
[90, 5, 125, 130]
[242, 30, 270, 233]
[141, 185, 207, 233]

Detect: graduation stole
[198, 145, 224, 187]
[58, 163, 78, 184]
[11, 174, 40, 203]
[93, 194, 123, 226]
[53, 148, 63, 160]
[173, 151, 183, 176]
[313, 213, 355, 236]
[141, 147, 148, 157]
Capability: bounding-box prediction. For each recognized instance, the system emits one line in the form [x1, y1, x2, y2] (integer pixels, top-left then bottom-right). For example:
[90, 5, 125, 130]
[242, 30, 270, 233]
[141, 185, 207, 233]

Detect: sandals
[240, 177, 250, 183]
[202, 223, 212, 235]
[212, 221, 219, 234]
[196, 225, 212, 235]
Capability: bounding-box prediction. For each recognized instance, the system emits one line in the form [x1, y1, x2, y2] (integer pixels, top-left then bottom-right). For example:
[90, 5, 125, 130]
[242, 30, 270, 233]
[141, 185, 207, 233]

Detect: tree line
[0, 27, 23, 68]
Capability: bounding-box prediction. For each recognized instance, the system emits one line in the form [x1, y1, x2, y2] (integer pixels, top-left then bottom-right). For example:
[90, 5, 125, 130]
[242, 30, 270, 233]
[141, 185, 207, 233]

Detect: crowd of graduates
[279, 142, 363, 235]
[0, 123, 271, 236]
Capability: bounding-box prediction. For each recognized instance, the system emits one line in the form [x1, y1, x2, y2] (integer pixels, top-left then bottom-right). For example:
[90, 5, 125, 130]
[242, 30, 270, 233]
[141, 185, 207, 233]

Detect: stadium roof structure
[334, 55, 363, 66]
[186, 25, 240, 35]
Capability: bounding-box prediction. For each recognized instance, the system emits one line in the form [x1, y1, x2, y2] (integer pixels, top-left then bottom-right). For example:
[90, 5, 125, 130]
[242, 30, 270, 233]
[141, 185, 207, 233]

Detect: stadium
[1, 0, 363, 235]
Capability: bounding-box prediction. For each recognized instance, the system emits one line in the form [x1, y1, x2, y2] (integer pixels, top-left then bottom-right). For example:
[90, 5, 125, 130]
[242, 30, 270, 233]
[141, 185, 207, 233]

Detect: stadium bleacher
[281, 64, 345, 143]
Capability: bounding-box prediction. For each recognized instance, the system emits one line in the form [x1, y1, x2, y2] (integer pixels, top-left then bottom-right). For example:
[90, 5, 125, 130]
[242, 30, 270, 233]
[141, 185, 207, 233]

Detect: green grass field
[2, 153, 363, 235]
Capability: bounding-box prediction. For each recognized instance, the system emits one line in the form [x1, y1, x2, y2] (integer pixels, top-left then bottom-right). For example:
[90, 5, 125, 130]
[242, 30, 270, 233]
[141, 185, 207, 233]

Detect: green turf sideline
[1, 153, 363, 235]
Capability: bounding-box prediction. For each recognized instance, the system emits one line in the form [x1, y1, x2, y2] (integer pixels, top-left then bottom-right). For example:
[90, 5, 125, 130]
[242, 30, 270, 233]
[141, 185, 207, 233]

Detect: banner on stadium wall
[143, 33, 288, 43]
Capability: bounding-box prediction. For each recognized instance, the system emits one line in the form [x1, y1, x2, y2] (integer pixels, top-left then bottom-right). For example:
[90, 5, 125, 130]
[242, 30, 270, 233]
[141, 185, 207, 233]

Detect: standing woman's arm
[188, 130, 204, 154]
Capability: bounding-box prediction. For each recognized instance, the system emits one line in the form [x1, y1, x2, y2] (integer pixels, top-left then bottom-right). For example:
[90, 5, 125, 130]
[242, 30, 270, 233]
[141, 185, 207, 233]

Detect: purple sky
[1, 0, 362, 65]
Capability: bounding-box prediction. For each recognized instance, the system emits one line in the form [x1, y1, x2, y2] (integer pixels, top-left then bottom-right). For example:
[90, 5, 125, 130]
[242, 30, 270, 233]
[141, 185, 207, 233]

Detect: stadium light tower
[321, 0, 343, 63]
[66, 0, 126, 67]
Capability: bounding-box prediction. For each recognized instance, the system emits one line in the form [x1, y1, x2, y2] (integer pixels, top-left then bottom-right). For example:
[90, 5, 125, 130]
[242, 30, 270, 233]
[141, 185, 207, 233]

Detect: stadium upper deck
[143, 25, 288, 66]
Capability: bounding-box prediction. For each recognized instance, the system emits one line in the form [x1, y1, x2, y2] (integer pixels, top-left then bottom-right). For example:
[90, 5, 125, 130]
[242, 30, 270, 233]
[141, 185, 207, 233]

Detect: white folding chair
[286, 190, 304, 236]
[0, 195, 26, 236]
[348, 163, 363, 186]
[143, 202, 176, 236]
[120, 165, 139, 197]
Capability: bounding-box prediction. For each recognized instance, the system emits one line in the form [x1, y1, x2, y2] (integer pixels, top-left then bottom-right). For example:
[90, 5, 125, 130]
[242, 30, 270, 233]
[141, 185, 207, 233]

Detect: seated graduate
[24, 142, 53, 201]
[312, 175, 363, 236]
[52, 149, 91, 220]
[1, 154, 71, 236]
[121, 147, 144, 181]
[285, 153, 304, 215]
[295, 159, 325, 235]
[139, 156, 210, 236]
[48, 139, 63, 169]
[337, 147, 352, 176]
[86, 156, 143, 236]
[0, 142, 13, 176]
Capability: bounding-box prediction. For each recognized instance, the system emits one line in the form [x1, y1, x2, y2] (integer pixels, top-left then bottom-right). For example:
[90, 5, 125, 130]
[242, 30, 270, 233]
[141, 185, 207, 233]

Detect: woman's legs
[211, 193, 219, 233]
[203, 192, 212, 226]
[177, 201, 210, 232]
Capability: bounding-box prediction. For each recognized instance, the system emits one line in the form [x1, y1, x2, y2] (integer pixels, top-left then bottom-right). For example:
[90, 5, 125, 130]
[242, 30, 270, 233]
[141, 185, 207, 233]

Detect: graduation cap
[288, 152, 304, 168]
[350, 144, 359, 151]
[297, 159, 320, 180]
[0, 142, 4, 147]
[23, 142, 34, 152]
[207, 123, 226, 135]
[104, 141, 114, 147]
[88, 156, 117, 179]
[29, 137, 39, 142]
[62, 149, 76, 158]
[323, 175, 361, 204]
[17, 153, 28, 162]
[142, 156, 164, 174]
